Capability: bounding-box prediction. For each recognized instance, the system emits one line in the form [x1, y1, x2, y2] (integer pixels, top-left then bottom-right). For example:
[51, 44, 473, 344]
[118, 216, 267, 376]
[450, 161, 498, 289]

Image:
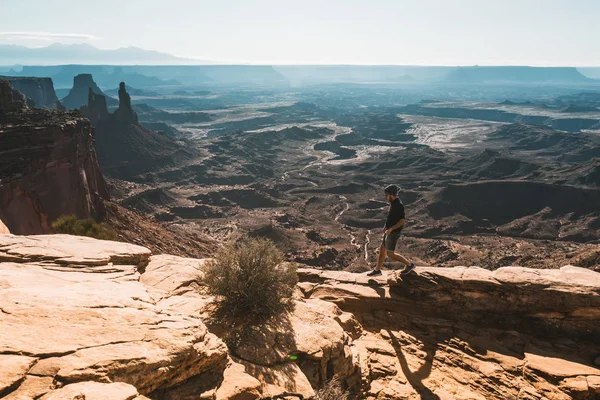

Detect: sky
[1, 0, 599, 66]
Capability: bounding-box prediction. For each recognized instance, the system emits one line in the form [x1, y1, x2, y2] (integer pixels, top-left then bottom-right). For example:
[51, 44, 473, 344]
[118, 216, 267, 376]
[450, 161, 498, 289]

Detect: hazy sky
[1, 0, 599, 65]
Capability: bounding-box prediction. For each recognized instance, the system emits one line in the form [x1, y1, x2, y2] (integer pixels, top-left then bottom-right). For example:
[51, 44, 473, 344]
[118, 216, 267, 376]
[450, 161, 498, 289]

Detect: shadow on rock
[386, 329, 440, 400]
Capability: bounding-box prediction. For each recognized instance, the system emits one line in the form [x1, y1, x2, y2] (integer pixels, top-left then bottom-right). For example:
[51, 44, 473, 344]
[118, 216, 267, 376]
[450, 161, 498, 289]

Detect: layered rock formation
[299, 268, 600, 399]
[0, 235, 226, 400]
[80, 88, 109, 124]
[114, 81, 138, 124]
[0, 76, 59, 109]
[0, 81, 109, 234]
[0, 235, 350, 399]
[61, 73, 117, 110]
[82, 82, 195, 179]
[1, 234, 598, 399]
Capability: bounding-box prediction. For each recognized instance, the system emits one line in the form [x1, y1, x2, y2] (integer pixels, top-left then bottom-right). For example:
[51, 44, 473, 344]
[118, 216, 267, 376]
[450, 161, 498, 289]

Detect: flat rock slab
[298, 266, 600, 340]
[141, 254, 208, 296]
[0, 355, 37, 397]
[0, 234, 151, 266]
[38, 381, 141, 400]
[0, 235, 227, 398]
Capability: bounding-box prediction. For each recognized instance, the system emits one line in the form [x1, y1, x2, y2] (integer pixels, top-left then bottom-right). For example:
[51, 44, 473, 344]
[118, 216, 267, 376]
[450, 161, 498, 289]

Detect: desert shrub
[203, 237, 297, 322]
[51, 215, 117, 240]
[314, 376, 349, 400]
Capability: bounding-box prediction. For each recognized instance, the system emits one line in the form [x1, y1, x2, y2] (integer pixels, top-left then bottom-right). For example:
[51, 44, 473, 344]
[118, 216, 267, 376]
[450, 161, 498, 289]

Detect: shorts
[382, 230, 402, 252]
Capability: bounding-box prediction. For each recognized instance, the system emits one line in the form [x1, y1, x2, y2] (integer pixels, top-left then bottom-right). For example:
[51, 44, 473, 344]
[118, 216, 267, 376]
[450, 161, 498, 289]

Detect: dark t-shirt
[385, 198, 405, 231]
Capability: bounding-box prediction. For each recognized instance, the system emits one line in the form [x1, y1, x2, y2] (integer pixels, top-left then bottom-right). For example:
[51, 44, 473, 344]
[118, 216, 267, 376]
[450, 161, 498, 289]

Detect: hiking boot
[400, 263, 415, 275]
[367, 269, 382, 276]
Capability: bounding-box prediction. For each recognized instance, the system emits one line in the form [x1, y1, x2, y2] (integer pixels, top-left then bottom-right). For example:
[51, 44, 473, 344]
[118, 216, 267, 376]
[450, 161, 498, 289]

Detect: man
[367, 184, 415, 276]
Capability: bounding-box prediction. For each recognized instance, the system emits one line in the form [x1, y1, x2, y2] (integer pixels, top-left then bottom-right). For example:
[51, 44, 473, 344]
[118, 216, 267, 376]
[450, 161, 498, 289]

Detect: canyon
[1, 66, 600, 399]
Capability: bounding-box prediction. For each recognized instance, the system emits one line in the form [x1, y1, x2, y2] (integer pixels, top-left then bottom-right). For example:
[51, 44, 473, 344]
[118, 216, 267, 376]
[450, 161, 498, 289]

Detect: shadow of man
[386, 329, 441, 400]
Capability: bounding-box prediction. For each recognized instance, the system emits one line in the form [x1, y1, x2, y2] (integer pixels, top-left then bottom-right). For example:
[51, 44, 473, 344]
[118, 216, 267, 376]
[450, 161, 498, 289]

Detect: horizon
[1, 0, 600, 66]
[2, 44, 600, 68]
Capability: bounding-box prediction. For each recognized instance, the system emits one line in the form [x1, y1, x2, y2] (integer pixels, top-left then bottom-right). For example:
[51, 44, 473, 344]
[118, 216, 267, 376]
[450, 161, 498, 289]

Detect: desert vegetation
[51, 214, 117, 240]
[203, 237, 298, 322]
[315, 376, 349, 400]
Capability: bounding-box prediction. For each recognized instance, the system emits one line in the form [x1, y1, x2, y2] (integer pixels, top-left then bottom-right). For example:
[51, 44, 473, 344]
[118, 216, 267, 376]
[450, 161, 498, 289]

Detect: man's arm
[385, 218, 405, 234]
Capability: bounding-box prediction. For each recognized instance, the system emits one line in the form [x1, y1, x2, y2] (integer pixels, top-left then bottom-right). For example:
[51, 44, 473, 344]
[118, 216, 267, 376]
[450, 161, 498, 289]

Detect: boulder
[214, 360, 262, 400]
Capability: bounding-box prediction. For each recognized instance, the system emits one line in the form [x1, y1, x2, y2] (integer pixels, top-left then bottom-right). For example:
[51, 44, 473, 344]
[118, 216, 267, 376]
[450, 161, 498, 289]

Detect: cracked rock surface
[0, 234, 227, 399]
[298, 267, 600, 399]
[1, 234, 599, 399]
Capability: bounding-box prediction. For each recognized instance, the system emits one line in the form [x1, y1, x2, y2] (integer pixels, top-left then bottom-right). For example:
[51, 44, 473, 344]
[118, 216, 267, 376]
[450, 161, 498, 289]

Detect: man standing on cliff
[367, 185, 415, 276]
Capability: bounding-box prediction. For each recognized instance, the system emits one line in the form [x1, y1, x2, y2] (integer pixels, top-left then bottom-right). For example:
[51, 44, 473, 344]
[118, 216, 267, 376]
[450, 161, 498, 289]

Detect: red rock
[0, 106, 109, 234]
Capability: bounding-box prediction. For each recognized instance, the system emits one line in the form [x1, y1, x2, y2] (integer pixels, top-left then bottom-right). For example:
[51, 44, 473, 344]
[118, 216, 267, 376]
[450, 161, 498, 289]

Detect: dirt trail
[335, 196, 350, 222]
[334, 195, 362, 271]
[364, 230, 372, 261]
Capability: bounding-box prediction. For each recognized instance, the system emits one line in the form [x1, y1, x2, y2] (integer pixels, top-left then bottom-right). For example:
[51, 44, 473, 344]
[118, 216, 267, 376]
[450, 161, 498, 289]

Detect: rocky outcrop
[114, 81, 138, 123]
[61, 73, 117, 110]
[0, 80, 27, 113]
[0, 235, 355, 399]
[80, 87, 109, 124]
[299, 267, 600, 399]
[1, 234, 599, 399]
[0, 102, 109, 234]
[300, 266, 600, 340]
[0, 76, 59, 109]
[0, 234, 227, 399]
[84, 82, 196, 179]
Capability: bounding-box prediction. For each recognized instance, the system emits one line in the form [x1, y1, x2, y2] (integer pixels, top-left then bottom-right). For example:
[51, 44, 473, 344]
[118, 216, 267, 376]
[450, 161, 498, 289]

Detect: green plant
[203, 237, 297, 322]
[315, 376, 349, 400]
[51, 215, 117, 241]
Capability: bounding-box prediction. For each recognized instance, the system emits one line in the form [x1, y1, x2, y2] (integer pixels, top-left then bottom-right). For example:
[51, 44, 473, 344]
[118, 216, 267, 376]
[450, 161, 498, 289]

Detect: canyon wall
[0, 76, 59, 109]
[0, 81, 109, 234]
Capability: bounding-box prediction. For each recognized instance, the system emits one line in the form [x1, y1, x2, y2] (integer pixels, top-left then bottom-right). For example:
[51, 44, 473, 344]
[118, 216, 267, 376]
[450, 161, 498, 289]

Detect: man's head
[384, 184, 399, 202]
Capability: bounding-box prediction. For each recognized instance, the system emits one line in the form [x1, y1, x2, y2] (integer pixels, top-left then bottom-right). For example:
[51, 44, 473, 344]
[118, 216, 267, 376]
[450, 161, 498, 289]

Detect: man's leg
[376, 244, 386, 270]
[386, 250, 410, 266]
[367, 237, 387, 276]
[385, 231, 415, 275]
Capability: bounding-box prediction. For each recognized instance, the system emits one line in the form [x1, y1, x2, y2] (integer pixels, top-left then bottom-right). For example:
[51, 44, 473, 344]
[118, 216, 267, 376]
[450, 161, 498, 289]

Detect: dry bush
[203, 237, 298, 323]
[51, 215, 116, 240]
[314, 376, 349, 400]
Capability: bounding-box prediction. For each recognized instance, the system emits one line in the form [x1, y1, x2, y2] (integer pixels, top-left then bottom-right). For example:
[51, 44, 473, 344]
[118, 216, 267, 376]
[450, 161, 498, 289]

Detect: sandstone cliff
[0, 80, 28, 113]
[0, 81, 109, 234]
[0, 76, 59, 109]
[1, 234, 598, 399]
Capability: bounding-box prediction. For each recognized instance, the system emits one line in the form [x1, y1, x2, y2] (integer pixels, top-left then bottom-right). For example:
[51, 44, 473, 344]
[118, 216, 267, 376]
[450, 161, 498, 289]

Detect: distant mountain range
[275, 65, 597, 84]
[0, 43, 213, 65]
[0, 44, 598, 86]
